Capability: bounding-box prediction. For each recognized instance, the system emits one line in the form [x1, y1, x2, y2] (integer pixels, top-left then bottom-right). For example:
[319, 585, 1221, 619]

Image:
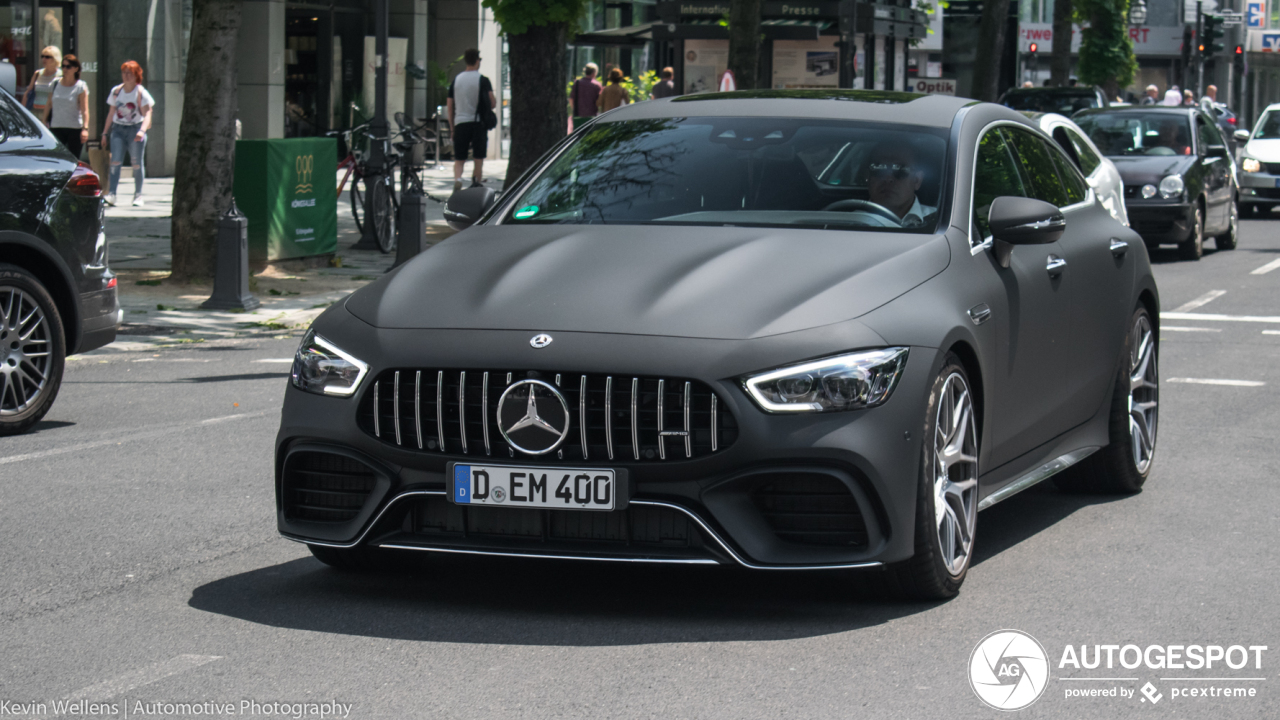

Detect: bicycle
[328, 122, 400, 254]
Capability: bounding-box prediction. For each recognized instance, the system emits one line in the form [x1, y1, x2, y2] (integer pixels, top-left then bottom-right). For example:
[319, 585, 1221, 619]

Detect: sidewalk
[103, 159, 507, 350]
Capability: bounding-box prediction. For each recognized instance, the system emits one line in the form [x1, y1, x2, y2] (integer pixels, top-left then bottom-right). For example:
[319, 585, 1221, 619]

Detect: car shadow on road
[972, 480, 1132, 567]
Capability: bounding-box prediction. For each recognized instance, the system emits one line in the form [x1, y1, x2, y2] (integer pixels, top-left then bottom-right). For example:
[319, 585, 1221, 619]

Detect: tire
[1055, 306, 1157, 494]
[371, 178, 397, 254]
[350, 174, 366, 233]
[885, 354, 979, 600]
[0, 265, 66, 436]
[1215, 198, 1239, 251]
[307, 543, 389, 572]
[1178, 202, 1204, 260]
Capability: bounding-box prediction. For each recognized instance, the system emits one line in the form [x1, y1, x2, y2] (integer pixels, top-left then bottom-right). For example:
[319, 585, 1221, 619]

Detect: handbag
[23, 77, 36, 110]
[478, 77, 498, 131]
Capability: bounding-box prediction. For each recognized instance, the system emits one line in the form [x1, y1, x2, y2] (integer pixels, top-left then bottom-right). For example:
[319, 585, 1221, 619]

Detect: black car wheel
[887, 354, 978, 600]
[1215, 199, 1239, 250]
[0, 264, 66, 436]
[1056, 306, 1157, 494]
[1178, 203, 1204, 260]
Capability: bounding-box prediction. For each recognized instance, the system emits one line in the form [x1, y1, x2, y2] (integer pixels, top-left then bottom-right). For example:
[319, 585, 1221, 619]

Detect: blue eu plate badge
[454, 465, 471, 503]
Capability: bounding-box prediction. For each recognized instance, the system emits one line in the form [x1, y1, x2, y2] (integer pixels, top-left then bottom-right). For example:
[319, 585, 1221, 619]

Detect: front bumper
[275, 320, 938, 570]
[1239, 172, 1280, 205]
[1125, 201, 1195, 245]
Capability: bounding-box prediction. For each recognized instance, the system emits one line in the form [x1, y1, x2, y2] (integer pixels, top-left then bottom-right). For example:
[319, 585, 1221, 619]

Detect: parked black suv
[0, 90, 117, 434]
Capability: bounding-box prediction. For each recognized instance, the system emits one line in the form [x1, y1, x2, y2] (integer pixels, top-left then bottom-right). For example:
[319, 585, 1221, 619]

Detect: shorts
[453, 121, 488, 161]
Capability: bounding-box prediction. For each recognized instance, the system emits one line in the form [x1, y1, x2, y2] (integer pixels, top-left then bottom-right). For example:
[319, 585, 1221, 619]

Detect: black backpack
[478, 77, 497, 131]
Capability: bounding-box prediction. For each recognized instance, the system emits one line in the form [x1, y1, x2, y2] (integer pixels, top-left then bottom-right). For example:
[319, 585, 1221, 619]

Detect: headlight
[291, 330, 369, 396]
[1241, 157, 1262, 173]
[1141, 184, 1158, 199]
[1158, 174, 1185, 200]
[742, 348, 909, 413]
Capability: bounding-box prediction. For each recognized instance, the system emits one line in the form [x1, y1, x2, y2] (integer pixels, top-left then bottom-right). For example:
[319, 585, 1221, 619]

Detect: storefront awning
[573, 21, 661, 47]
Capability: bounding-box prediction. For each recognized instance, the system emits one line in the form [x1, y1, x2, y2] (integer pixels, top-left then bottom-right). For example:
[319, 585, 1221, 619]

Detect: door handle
[1046, 255, 1067, 277]
[1109, 238, 1129, 257]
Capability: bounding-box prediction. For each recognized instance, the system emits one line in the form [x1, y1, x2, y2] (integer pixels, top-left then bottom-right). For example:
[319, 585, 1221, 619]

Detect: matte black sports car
[278, 91, 1160, 599]
[1074, 106, 1238, 260]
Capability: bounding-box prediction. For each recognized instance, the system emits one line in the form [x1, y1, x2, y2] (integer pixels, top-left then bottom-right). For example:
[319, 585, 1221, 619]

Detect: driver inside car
[866, 145, 937, 227]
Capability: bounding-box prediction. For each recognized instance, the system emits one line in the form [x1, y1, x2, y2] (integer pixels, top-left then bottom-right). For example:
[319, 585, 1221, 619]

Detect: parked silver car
[1235, 103, 1280, 216]
[1025, 112, 1129, 226]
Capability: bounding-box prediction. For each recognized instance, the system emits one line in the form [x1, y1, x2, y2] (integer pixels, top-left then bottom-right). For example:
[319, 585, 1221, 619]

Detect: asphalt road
[2, 221, 1278, 719]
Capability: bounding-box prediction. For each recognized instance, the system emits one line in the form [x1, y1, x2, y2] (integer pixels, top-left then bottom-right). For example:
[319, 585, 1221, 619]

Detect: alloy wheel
[933, 372, 978, 577]
[0, 286, 53, 416]
[1128, 315, 1159, 474]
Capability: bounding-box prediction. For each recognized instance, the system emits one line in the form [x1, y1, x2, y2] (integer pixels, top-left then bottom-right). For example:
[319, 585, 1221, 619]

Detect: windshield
[1256, 111, 1280, 140]
[504, 118, 949, 233]
[1002, 92, 1100, 115]
[1074, 112, 1194, 157]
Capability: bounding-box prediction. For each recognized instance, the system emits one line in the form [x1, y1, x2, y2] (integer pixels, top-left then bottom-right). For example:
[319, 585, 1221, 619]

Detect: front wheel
[370, 178, 397, 254]
[0, 265, 67, 436]
[886, 355, 979, 600]
[350, 174, 366, 233]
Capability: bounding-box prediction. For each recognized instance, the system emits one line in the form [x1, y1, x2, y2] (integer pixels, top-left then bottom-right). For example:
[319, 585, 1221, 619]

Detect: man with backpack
[447, 49, 497, 193]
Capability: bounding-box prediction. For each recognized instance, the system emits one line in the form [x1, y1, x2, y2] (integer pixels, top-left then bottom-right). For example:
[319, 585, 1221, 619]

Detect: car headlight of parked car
[1159, 174, 1185, 200]
[743, 347, 909, 413]
[291, 330, 369, 396]
[1241, 157, 1262, 173]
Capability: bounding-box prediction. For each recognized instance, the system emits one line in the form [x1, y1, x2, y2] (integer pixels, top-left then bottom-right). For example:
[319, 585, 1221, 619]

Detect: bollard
[392, 185, 428, 269]
[201, 200, 261, 311]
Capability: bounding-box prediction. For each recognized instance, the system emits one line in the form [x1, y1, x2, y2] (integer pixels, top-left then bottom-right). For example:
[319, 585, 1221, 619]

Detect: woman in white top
[43, 54, 89, 159]
[101, 60, 154, 207]
[22, 46, 62, 116]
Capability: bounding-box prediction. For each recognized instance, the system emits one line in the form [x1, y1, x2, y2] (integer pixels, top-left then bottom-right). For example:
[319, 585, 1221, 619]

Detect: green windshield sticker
[514, 205, 540, 219]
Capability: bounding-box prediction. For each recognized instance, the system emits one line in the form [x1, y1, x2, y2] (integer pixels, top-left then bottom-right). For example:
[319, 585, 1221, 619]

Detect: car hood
[344, 224, 951, 340]
[1108, 155, 1195, 185]
[1244, 138, 1280, 162]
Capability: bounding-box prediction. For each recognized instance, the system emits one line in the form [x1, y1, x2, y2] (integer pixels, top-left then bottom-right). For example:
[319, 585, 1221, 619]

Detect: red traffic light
[1236, 44, 1244, 54]
[1029, 42, 1038, 53]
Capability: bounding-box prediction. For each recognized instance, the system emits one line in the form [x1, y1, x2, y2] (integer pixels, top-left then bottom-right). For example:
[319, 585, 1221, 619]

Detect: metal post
[392, 186, 427, 269]
[201, 201, 260, 311]
[355, 0, 391, 250]
[1197, 1, 1205, 98]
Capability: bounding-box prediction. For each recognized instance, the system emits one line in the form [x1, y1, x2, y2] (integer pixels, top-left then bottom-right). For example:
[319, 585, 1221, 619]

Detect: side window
[1065, 128, 1102, 176]
[972, 128, 1028, 241]
[1202, 116, 1227, 148]
[0, 92, 42, 140]
[1004, 127, 1070, 207]
[1195, 118, 1215, 154]
[1047, 143, 1089, 205]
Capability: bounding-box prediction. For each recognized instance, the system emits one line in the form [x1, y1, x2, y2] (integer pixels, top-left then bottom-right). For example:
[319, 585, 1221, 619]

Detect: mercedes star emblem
[496, 379, 571, 455]
[530, 334, 553, 349]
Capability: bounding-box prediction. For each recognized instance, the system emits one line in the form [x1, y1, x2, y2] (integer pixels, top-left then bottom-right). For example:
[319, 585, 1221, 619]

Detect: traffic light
[1029, 42, 1038, 54]
[1201, 13, 1226, 55]
[1235, 44, 1246, 74]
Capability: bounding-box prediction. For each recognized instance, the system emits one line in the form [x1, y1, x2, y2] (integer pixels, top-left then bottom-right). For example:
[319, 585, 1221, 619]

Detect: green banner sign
[233, 137, 338, 264]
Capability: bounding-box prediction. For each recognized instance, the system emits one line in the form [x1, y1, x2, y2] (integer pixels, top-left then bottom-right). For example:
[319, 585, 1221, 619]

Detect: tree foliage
[1075, 0, 1137, 96]
[482, 0, 589, 36]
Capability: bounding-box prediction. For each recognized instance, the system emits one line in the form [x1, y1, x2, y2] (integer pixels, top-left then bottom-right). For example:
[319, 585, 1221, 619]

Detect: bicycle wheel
[371, 178, 396, 254]
[350, 174, 366, 234]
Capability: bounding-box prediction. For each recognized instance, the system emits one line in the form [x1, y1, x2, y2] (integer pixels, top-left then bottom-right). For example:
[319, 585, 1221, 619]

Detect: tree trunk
[728, 0, 763, 90]
[504, 22, 569, 189]
[971, 0, 1012, 102]
[170, 0, 243, 282]
[1049, 0, 1073, 87]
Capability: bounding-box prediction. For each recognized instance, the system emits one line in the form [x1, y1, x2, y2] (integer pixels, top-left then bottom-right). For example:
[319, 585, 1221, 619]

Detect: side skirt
[977, 446, 1099, 511]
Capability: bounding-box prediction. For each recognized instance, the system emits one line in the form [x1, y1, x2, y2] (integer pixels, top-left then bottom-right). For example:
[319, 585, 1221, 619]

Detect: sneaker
[104, 192, 116, 206]
[452, 179, 463, 193]
[132, 194, 144, 207]
[469, 179, 483, 189]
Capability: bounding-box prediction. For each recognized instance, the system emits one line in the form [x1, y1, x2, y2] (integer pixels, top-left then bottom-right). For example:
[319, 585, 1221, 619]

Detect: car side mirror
[444, 186, 497, 230]
[1206, 144, 1229, 159]
[1234, 130, 1251, 142]
[988, 196, 1066, 269]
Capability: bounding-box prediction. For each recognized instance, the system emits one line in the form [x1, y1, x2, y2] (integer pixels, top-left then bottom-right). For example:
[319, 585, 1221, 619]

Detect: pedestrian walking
[102, 60, 153, 207]
[22, 46, 61, 116]
[597, 68, 630, 113]
[1182, 89, 1196, 106]
[650, 67, 677, 100]
[1200, 84, 1218, 111]
[1162, 86, 1182, 106]
[571, 63, 603, 129]
[447, 48, 496, 193]
[43, 54, 89, 160]
[1141, 85, 1159, 105]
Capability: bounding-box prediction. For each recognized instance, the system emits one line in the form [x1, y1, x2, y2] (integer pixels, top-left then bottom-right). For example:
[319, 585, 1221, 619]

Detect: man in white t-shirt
[447, 49, 497, 193]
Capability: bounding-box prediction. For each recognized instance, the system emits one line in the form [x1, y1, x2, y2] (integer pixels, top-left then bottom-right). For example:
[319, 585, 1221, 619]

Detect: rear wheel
[1055, 307, 1158, 494]
[1215, 199, 1239, 250]
[1178, 203, 1204, 260]
[371, 177, 397, 254]
[0, 265, 66, 436]
[886, 355, 979, 600]
[350, 174, 366, 233]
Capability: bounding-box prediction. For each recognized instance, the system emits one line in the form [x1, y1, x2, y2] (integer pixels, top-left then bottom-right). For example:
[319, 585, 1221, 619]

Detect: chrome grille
[359, 370, 737, 462]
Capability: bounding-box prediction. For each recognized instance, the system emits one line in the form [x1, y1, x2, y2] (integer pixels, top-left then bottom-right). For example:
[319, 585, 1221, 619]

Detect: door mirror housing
[1206, 144, 1229, 159]
[444, 186, 497, 230]
[988, 196, 1066, 268]
[1234, 129, 1251, 142]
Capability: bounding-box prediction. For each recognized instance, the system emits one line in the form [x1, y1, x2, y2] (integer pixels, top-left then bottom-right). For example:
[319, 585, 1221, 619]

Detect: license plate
[449, 463, 617, 511]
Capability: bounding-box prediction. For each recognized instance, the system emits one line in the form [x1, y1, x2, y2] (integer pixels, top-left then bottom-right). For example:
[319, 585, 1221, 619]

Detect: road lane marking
[1264, 330, 1280, 335]
[1162, 312, 1280, 323]
[1172, 290, 1227, 312]
[1167, 378, 1266, 387]
[1161, 326, 1221, 332]
[61, 654, 222, 704]
[0, 412, 267, 466]
[1251, 257, 1280, 275]
[253, 358, 296, 363]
